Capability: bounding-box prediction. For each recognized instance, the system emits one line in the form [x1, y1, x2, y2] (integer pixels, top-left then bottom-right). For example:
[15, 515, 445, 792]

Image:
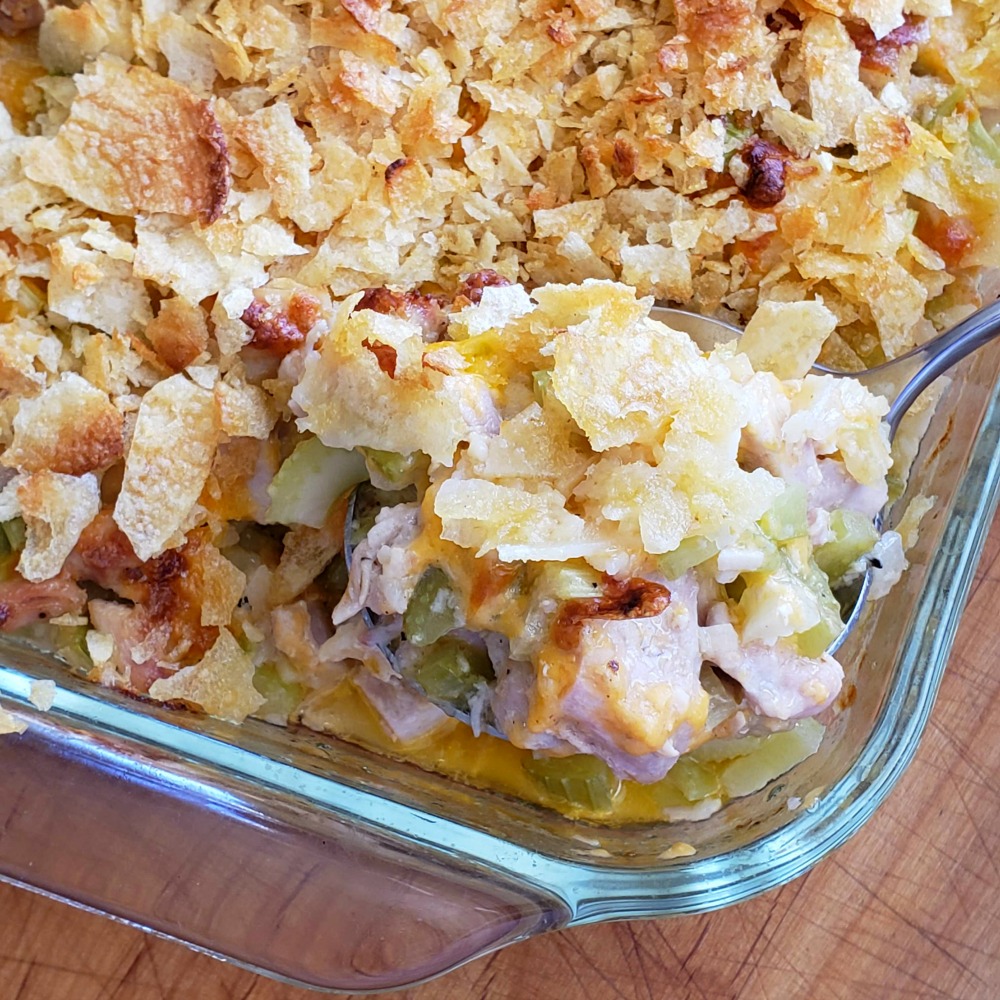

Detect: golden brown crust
[241, 291, 322, 356]
[145, 298, 210, 373]
[914, 206, 976, 269]
[355, 286, 448, 339]
[3, 373, 124, 477]
[846, 14, 928, 74]
[21, 58, 231, 225]
[552, 578, 672, 651]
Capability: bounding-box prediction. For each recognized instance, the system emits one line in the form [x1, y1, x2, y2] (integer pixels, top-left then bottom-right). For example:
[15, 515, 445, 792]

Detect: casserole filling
[0, 0, 998, 818]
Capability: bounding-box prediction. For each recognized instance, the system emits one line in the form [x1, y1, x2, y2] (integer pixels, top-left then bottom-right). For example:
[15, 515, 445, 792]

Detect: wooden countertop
[2, 519, 999, 1000]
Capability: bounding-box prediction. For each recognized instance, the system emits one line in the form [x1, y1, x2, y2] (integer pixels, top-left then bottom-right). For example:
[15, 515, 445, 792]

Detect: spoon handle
[882, 298, 1000, 438]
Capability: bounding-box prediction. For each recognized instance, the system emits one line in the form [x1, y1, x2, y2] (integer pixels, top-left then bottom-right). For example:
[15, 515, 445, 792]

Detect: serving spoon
[345, 296, 1000, 729]
[654, 298, 1000, 442]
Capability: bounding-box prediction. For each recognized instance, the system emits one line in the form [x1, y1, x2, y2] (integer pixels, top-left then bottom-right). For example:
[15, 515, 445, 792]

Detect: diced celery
[931, 85, 967, 129]
[403, 566, 462, 646]
[723, 118, 753, 164]
[402, 636, 493, 711]
[533, 561, 603, 601]
[688, 732, 770, 764]
[738, 566, 821, 645]
[793, 617, 842, 659]
[727, 526, 782, 575]
[759, 483, 808, 542]
[968, 118, 1000, 165]
[739, 538, 843, 656]
[55, 625, 90, 672]
[522, 754, 623, 813]
[267, 437, 368, 529]
[719, 720, 824, 798]
[532, 370, 552, 404]
[361, 448, 429, 489]
[2, 517, 26, 552]
[253, 662, 306, 721]
[782, 542, 845, 657]
[670, 756, 721, 802]
[658, 535, 718, 580]
[645, 773, 693, 810]
[814, 509, 879, 583]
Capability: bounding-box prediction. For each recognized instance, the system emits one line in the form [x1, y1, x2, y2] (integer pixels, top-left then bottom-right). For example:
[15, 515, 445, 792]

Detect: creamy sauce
[301, 677, 699, 824]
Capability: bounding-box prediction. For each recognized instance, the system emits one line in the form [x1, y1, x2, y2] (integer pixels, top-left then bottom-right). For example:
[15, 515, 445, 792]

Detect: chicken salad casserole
[0, 0, 998, 820]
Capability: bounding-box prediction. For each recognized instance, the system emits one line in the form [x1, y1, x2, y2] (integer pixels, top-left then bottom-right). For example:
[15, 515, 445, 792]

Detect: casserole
[0, 337, 996, 992]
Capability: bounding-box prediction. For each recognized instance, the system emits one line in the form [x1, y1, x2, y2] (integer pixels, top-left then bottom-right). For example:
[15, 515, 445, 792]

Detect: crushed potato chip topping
[0, 2, 995, 763]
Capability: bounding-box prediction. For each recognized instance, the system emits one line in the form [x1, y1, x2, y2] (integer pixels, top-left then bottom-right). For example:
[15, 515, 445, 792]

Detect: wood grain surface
[2, 518, 1000, 1000]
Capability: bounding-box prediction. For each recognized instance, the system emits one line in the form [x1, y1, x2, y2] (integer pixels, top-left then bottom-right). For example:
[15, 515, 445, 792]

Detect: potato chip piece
[0, 105, 56, 230]
[533, 200, 605, 241]
[114, 373, 219, 561]
[0, 317, 61, 395]
[17, 470, 101, 583]
[236, 102, 367, 232]
[148, 628, 265, 723]
[658, 428, 784, 535]
[575, 458, 692, 555]
[134, 216, 266, 320]
[801, 14, 878, 147]
[531, 279, 648, 331]
[3, 372, 124, 476]
[448, 284, 534, 339]
[797, 250, 927, 357]
[194, 544, 246, 627]
[676, 0, 788, 114]
[470, 401, 592, 494]
[434, 479, 604, 562]
[619, 244, 693, 301]
[738, 300, 838, 379]
[38, 1, 126, 76]
[21, 56, 230, 224]
[549, 308, 704, 450]
[215, 376, 277, 440]
[294, 308, 499, 466]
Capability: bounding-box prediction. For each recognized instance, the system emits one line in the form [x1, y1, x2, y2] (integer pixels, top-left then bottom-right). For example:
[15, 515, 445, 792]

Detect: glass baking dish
[0, 338, 998, 994]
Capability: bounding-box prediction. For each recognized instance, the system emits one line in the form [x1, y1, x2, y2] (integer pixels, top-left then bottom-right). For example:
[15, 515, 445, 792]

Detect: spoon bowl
[344, 296, 1000, 731]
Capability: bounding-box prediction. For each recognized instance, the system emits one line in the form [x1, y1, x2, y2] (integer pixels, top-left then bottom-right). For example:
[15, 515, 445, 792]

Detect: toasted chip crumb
[28, 679, 56, 711]
[48, 614, 89, 627]
[659, 842, 696, 860]
[85, 629, 115, 666]
[0, 703, 26, 735]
